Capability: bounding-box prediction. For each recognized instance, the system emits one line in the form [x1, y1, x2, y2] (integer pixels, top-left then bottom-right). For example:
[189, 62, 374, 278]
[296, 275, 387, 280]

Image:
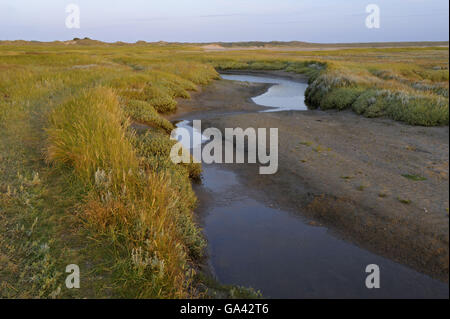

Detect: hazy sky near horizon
[0, 0, 448, 43]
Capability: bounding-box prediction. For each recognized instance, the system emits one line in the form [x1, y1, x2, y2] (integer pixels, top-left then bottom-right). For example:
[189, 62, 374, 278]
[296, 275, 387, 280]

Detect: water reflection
[221, 74, 308, 112]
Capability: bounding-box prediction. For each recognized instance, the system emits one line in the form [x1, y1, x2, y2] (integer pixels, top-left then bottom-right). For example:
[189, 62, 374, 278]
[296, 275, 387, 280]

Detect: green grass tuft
[402, 174, 427, 181]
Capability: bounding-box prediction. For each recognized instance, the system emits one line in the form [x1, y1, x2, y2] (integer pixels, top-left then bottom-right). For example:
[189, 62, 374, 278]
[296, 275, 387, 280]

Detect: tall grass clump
[46, 87, 205, 298]
[351, 89, 449, 125]
[46, 87, 138, 184]
[123, 99, 174, 133]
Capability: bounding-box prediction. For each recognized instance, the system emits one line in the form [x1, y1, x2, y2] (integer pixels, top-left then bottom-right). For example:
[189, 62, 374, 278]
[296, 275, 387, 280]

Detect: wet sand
[169, 71, 449, 284]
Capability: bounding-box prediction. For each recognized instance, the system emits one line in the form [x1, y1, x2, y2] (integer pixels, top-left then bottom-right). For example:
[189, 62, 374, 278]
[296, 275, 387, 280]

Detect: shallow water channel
[174, 74, 449, 298]
[221, 74, 308, 112]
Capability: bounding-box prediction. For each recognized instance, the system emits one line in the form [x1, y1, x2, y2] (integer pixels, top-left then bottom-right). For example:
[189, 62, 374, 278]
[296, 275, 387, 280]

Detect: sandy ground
[168, 72, 449, 282]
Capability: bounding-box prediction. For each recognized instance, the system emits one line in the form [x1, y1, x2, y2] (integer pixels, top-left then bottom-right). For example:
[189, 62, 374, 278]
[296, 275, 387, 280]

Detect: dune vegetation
[0, 40, 448, 298]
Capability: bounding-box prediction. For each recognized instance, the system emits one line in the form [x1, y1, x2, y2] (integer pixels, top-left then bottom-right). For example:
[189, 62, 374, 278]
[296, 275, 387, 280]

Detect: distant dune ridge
[0, 38, 448, 49]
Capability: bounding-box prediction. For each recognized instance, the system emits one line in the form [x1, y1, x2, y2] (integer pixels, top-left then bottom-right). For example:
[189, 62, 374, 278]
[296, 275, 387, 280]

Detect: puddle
[221, 74, 308, 112]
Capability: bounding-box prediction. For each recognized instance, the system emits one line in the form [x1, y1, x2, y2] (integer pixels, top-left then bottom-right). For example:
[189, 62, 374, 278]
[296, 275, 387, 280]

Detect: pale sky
[0, 0, 448, 43]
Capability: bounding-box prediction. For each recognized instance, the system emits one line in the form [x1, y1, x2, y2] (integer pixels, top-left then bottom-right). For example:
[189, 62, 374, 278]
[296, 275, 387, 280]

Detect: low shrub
[46, 87, 138, 185]
[123, 99, 174, 133]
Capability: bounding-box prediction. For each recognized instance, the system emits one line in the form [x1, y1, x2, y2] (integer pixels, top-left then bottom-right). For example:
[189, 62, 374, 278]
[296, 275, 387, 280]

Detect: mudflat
[169, 72, 449, 282]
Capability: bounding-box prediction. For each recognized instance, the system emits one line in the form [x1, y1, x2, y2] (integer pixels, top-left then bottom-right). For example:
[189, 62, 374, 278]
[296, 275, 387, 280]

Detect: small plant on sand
[398, 197, 412, 204]
[402, 174, 427, 181]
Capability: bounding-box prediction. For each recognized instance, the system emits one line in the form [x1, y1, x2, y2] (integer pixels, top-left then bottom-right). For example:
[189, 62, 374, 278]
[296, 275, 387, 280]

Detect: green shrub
[123, 100, 174, 133]
[321, 87, 364, 110]
[132, 130, 202, 180]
